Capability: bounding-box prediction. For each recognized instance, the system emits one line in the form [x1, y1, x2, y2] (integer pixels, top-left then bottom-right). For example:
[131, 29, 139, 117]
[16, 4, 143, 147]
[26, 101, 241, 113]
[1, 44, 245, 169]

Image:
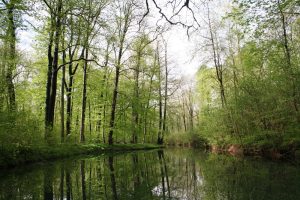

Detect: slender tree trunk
[182, 100, 187, 132]
[103, 103, 106, 143]
[88, 99, 92, 135]
[65, 16, 81, 137]
[0, 58, 5, 111]
[108, 64, 120, 145]
[143, 72, 154, 143]
[61, 67, 65, 142]
[157, 49, 163, 145]
[66, 64, 73, 136]
[61, 30, 66, 143]
[188, 90, 194, 131]
[207, 4, 226, 108]
[97, 44, 109, 141]
[162, 45, 168, 143]
[80, 49, 89, 142]
[132, 52, 140, 143]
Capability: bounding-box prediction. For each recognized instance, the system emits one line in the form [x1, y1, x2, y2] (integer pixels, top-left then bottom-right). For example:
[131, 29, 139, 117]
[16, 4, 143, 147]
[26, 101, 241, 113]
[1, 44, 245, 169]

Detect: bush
[0, 111, 44, 149]
[165, 131, 207, 148]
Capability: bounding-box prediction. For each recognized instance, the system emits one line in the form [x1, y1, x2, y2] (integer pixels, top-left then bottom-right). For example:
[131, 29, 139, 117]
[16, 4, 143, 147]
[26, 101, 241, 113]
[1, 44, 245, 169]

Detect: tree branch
[56, 57, 104, 72]
[139, 0, 199, 32]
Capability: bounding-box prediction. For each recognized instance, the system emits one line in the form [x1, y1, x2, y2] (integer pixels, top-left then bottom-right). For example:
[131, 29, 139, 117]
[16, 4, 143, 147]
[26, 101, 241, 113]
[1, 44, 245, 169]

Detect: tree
[108, 0, 135, 145]
[79, 0, 107, 143]
[205, 2, 226, 107]
[130, 34, 155, 143]
[0, 0, 24, 111]
[43, 0, 64, 137]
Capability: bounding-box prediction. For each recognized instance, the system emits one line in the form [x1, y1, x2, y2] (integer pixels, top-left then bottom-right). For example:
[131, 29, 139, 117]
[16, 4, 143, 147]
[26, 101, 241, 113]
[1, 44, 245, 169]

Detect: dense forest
[0, 0, 299, 154]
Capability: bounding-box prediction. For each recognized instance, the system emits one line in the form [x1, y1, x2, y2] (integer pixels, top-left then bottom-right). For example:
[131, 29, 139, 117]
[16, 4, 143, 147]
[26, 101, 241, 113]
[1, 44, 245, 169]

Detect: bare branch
[56, 57, 104, 72]
[139, 0, 199, 34]
[139, 0, 149, 29]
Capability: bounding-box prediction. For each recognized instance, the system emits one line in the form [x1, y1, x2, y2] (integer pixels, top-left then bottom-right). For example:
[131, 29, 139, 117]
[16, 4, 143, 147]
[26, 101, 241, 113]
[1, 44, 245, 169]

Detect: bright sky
[167, 26, 199, 77]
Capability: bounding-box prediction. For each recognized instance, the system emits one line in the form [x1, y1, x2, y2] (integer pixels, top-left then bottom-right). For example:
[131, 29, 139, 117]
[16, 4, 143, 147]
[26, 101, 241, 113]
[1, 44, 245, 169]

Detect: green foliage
[165, 131, 207, 148]
[0, 110, 44, 148]
[196, 39, 300, 147]
[194, 1, 300, 149]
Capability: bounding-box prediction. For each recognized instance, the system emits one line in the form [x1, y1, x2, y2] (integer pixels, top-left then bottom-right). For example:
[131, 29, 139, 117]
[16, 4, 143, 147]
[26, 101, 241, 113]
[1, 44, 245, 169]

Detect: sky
[167, 27, 200, 77]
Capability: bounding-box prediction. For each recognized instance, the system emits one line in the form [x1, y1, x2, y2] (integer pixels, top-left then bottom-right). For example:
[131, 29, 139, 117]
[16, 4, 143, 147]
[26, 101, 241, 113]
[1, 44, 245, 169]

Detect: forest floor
[0, 143, 163, 168]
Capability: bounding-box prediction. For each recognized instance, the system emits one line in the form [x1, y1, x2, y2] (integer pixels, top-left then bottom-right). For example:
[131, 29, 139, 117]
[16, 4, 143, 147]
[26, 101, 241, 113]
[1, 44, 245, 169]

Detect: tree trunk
[65, 16, 82, 137]
[88, 99, 92, 135]
[143, 71, 154, 143]
[45, 19, 54, 132]
[182, 100, 187, 132]
[80, 48, 89, 143]
[157, 48, 163, 145]
[66, 63, 73, 136]
[132, 52, 140, 144]
[6, 4, 17, 111]
[97, 43, 109, 141]
[108, 64, 120, 145]
[162, 45, 168, 143]
[45, 0, 62, 137]
[108, 10, 130, 145]
[207, 4, 226, 108]
[61, 66, 65, 142]
[61, 30, 66, 143]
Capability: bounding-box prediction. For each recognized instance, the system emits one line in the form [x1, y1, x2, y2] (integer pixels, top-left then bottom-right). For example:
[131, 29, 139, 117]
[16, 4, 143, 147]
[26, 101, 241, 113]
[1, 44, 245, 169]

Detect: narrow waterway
[0, 148, 299, 200]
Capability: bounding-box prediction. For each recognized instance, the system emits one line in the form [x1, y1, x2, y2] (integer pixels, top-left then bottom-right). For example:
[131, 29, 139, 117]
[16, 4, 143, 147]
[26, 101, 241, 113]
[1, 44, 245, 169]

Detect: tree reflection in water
[0, 149, 299, 200]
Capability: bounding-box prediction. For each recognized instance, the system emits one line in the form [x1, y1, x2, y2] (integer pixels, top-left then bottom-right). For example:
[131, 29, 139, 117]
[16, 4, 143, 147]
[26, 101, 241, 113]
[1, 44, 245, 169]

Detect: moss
[0, 143, 163, 168]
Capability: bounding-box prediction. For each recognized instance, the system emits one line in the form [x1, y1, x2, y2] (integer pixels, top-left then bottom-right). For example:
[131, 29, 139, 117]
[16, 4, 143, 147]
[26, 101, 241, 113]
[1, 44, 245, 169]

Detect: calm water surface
[0, 148, 299, 200]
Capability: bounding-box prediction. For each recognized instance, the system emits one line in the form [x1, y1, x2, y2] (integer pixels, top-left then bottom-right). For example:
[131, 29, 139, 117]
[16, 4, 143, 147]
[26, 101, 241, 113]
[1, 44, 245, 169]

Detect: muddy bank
[210, 144, 300, 161]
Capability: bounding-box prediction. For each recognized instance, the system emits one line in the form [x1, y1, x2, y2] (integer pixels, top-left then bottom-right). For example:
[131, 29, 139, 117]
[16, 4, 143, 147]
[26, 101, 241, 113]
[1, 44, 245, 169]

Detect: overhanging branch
[139, 0, 200, 33]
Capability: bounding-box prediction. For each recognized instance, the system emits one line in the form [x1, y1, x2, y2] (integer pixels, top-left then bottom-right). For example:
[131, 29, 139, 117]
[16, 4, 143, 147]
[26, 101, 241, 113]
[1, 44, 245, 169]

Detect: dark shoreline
[166, 142, 300, 161]
[0, 143, 164, 169]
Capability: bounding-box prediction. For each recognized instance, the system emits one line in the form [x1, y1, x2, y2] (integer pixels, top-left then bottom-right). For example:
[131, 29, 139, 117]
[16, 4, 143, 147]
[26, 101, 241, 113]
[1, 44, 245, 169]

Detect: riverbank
[0, 143, 163, 168]
[209, 142, 300, 161]
[166, 133, 300, 161]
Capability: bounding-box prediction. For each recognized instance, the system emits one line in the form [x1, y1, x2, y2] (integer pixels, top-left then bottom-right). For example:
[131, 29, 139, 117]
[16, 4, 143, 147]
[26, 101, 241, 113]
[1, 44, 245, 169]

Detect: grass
[0, 143, 163, 168]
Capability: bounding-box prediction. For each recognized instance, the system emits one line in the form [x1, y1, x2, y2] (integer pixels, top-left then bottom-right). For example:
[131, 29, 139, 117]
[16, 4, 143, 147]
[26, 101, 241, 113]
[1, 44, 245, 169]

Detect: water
[0, 148, 299, 200]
